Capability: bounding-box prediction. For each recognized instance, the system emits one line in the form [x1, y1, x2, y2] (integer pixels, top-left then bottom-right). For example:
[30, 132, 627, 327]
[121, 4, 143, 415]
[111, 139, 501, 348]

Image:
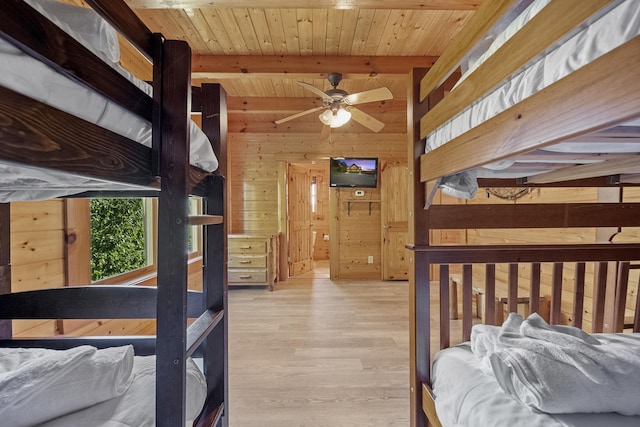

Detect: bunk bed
[0, 1, 228, 426]
[407, 0, 640, 426]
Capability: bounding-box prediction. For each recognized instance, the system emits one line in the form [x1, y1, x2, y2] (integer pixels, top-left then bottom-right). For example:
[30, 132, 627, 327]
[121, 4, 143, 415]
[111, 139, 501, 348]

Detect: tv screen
[330, 157, 378, 188]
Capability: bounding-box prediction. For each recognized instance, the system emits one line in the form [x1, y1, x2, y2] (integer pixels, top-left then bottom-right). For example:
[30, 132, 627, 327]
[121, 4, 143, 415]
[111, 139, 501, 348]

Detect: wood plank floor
[228, 261, 410, 426]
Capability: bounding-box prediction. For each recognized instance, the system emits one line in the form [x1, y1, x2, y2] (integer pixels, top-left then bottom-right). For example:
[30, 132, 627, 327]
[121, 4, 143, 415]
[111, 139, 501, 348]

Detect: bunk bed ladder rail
[153, 37, 227, 426]
[194, 173, 227, 427]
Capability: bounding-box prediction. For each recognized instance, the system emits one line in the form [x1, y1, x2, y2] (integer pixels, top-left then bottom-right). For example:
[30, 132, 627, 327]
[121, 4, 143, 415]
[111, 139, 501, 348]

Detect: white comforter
[0, 346, 207, 427]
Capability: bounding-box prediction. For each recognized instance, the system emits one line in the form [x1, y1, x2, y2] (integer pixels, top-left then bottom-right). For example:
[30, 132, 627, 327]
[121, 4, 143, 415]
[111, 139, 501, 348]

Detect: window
[89, 197, 201, 284]
[90, 198, 153, 281]
[311, 176, 317, 214]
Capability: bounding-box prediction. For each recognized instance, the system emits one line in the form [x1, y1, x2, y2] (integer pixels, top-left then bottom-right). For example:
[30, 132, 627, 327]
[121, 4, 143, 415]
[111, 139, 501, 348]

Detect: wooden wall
[331, 186, 382, 280]
[10, 201, 65, 336]
[9, 200, 203, 338]
[228, 131, 407, 279]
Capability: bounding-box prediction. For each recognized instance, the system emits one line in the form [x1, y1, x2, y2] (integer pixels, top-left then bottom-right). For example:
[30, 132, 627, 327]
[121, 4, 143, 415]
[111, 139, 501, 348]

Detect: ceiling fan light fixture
[319, 108, 351, 128]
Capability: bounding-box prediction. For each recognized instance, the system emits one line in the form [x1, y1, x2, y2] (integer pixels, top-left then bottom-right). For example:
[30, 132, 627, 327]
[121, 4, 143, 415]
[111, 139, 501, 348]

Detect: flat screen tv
[329, 157, 378, 188]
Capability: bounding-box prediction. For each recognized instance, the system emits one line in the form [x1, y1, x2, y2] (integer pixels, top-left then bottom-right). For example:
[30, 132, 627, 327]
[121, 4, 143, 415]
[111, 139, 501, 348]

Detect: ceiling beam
[192, 55, 436, 79]
[128, 0, 481, 11]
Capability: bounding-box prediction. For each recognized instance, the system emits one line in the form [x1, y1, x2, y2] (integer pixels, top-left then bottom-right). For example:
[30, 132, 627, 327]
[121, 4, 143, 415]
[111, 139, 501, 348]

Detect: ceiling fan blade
[274, 106, 326, 125]
[343, 87, 393, 105]
[297, 81, 333, 102]
[349, 107, 385, 133]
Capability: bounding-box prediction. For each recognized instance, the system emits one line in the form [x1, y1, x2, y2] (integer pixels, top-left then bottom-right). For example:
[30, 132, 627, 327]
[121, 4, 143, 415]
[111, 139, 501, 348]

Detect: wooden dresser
[228, 234, 277, 291]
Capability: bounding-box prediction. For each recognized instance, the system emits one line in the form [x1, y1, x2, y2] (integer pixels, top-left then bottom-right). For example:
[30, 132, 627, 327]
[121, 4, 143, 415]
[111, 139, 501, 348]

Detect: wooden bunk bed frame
[0, 1, 228, 426]
[407, 1, 640, 426]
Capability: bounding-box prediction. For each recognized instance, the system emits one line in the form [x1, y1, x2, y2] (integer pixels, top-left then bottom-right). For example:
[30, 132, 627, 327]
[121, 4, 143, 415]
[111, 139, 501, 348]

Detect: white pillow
[24, 0, 120, 63]
[0, 345, 134, 426]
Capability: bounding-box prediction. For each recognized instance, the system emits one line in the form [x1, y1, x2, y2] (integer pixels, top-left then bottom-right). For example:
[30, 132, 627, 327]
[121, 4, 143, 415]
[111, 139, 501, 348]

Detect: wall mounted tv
[330, 157, 379, 188]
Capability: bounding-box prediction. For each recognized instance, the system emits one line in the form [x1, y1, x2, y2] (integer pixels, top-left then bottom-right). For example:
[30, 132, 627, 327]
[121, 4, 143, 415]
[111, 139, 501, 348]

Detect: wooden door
[288, 164, 313, 276]
[381, 164, 409, 280]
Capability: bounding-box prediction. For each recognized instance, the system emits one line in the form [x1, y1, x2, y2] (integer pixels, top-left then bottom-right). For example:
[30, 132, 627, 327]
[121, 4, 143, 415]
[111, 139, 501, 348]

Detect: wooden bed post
[201, 83, 229, 426]
[408, 67, 430, 427]
[0, 203, 11, 339]
[155, 39, 192, 427]
[201, 83, 229, 231]
[409, 66, 462, 427]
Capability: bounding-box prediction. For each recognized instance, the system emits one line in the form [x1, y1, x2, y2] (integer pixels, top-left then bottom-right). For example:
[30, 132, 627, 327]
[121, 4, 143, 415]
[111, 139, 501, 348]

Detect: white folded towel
[479, 313, 640, 415]
[470, 312, 521, 373]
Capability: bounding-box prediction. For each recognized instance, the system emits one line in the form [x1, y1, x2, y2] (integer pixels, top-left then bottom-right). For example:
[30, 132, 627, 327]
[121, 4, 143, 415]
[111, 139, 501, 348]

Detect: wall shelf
[345, 199, 381, 215]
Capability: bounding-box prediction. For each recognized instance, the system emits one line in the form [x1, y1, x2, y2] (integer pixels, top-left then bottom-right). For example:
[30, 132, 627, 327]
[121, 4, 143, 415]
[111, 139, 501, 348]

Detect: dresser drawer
[228, 255, 267, 268]
[228, 238, 267, 254]
[228, 270, 267, 283]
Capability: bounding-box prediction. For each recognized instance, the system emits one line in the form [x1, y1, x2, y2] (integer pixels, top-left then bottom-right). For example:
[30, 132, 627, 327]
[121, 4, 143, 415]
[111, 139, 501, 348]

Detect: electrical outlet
[368, 256, 374, 264]
[354, 190, 365, 197]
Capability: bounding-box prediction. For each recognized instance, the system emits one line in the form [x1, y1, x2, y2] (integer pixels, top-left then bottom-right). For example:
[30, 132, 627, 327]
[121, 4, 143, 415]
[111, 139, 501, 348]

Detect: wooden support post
[408, 66, 429, 427]
[201, 83, 229, 426]
[0, 203, 11, 338]
[155, 39, 191, 427]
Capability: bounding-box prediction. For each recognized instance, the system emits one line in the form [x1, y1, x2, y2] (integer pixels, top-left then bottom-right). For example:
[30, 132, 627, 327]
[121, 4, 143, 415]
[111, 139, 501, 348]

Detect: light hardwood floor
[228, 261, 410, 426]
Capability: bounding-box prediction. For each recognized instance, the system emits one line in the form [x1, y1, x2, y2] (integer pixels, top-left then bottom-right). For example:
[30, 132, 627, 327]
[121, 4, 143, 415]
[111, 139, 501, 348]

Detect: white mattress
[0, 1, 218, 202]
[432, 341, 640, 427]
[39, 355, 207, 427]
[425, 0, 640, 164]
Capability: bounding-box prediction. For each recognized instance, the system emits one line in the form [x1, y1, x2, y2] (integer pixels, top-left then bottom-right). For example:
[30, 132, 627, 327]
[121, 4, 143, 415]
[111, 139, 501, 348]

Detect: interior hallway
[227, 261, 410, 426]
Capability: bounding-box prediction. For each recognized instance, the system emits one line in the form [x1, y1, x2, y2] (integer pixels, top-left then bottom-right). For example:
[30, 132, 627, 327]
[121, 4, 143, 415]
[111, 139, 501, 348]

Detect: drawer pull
[239, 246, 252, 249]
[239, 275, 252, 279]
[239, 260, 252, 264]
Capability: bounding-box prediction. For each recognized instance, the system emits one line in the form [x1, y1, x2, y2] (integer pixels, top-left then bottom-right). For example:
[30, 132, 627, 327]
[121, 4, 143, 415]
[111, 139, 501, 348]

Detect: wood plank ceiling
[122, 0, 480, 133]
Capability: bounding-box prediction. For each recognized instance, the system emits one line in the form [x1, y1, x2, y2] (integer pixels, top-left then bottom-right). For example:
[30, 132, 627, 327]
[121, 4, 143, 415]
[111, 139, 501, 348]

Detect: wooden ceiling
[121, 0, 480, 133]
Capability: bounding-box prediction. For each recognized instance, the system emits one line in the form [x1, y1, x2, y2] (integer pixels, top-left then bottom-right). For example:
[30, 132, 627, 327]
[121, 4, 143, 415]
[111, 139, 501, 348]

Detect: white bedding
[40, 355, 207, 427]
[0, 346, 207, 427]
[0, 0, 218, 202]
[432, 340, 640, 427]
[424, 0, 640, 191]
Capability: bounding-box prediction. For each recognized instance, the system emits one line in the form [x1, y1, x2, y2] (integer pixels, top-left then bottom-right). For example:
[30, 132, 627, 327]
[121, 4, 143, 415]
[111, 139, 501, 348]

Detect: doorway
[283, 161, 330, 278]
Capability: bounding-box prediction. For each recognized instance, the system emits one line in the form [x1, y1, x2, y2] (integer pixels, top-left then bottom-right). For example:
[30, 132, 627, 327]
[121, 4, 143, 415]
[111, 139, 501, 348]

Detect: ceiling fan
[274, 72, 393, 133]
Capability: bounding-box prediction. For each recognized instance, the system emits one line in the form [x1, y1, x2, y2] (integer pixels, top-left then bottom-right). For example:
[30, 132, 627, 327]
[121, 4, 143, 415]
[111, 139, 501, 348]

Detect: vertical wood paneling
[230, 132, 405, 279]
[9, 201, 66, 337]
[64, 199, 91, 287]
[332, 187, 383, 279]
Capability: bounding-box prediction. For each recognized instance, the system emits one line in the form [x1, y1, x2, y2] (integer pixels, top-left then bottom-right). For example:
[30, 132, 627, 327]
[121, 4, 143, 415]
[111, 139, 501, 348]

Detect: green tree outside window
[90, 198, 147, 281]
